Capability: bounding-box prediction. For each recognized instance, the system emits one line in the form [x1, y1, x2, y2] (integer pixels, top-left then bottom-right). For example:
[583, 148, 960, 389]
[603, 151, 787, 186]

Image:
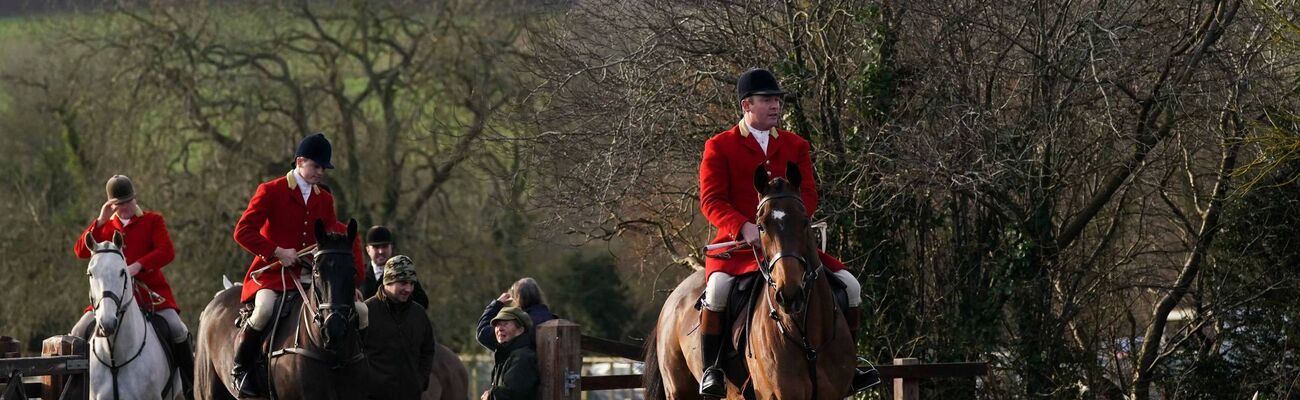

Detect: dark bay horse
[644, 164, 856, 399]
[195, 220, 369, 400]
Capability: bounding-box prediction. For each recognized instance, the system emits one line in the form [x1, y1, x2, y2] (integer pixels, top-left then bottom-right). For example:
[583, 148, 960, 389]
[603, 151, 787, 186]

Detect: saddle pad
[144, 312, 179, 398]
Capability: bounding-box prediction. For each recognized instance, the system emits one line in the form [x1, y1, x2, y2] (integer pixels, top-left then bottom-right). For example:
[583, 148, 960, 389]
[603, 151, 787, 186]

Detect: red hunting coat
[74, 211, 179, 312]
[234, 171, 364, 303]
[700, 122, 845, 277]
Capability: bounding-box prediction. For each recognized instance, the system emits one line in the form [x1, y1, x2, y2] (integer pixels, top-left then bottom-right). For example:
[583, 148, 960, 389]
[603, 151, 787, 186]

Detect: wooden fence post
[893, 358, 919, 400]
[41, 335, 88, 400]
[536, 319, 581, 400]
[0, 336, 19, 391]
[0, 336, 19, 358]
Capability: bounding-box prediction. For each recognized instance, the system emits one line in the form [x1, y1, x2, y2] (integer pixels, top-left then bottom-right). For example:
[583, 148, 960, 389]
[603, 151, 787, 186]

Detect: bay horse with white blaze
[644, 164, 856, 399]
[84, 232, 184, 400]
[194, 220, 369, 399]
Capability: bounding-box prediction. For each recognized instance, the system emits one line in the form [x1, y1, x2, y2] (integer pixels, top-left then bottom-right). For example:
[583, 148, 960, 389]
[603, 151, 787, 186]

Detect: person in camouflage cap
[362, 254, 437, 399]
[383, 255, 418, 284]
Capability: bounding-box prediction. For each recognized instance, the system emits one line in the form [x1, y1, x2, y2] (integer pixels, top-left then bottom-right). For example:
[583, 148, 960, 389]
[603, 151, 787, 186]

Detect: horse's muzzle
[320, 311, 351, 349]
[96, 316, 119, 337]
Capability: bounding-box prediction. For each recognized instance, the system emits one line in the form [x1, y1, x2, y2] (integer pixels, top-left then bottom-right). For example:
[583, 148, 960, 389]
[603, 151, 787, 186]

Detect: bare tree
[523, 0, 1297, 397]
[0, 0, 540, 350]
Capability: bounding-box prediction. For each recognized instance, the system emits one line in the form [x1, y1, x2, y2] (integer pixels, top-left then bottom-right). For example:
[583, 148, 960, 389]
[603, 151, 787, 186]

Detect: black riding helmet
[295, 133, 335, 169]
[736, 68, 786, 101]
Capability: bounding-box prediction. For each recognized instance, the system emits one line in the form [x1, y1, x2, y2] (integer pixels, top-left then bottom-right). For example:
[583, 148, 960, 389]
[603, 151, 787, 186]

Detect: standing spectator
[363, 255, 437, 400]
[481, 307, 539, 400]
[476, 278, 557, 350]
[361, 225, 430, 307]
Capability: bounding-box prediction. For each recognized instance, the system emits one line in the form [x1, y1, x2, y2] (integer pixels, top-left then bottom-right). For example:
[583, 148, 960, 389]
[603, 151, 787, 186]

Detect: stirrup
[851, 357, 881, 393]
[232, 367, 261, 397]
[700, 367, 726, 398]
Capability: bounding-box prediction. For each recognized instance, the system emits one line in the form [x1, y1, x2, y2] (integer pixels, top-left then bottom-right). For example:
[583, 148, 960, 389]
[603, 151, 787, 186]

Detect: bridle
[271, 246, 365, 375]
[88, 246, 150, 400]
[751, 191, 836, 399]
[754, 192, 820, 302]
[309, 248, 358, 331]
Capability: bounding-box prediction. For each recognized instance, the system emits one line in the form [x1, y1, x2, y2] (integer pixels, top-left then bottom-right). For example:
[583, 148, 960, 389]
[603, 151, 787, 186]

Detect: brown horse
[194, 220, 370, 400]
[644, 164, 856, 399]
[421, 344, 470, 400]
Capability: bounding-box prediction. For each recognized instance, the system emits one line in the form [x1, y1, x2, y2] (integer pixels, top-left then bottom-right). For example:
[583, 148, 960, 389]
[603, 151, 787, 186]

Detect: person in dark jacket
[481, 307, 539, 400]
[363, 255, 437, 400]
[361, 225, 430, 308]
[476, 277, 557, 350]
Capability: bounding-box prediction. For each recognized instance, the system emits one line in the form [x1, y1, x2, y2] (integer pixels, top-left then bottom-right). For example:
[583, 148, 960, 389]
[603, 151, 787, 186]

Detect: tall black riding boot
[231, 326, 266, 398]
[698, 309, 727, 398]
[845, 307, 881, 393]
[171, 337, 196, 400]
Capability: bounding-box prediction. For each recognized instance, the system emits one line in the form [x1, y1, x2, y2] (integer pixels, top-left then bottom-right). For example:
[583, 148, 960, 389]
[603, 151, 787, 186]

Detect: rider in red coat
[697, 68, 873, 396]
[71, 175, 195, 396]
[230, 133, 365, 397]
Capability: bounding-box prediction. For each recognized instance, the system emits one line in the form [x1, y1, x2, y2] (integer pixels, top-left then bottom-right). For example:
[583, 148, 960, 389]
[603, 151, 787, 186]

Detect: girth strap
[270, 347, 366, 369]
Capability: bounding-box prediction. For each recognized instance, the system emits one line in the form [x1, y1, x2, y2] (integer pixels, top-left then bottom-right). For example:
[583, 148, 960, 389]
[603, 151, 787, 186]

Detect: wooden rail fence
[0, 336, 89, 400]
[535, 319, 988, 400]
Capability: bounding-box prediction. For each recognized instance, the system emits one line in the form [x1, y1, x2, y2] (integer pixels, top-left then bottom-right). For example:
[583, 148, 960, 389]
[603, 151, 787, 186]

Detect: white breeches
[248, 289, 368, 331]
[703, 269, 862, 312]
[73, 308, 189, 343]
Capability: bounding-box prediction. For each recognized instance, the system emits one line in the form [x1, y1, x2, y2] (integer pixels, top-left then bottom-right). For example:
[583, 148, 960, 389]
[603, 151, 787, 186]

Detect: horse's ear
[315, 219, 327, 242]
[754, 164, 770, 195]
[84, 234, 96, 253]
[111, 231, 124, 249]
[786, 161, 802, 189]
[346, 219, 358, 242]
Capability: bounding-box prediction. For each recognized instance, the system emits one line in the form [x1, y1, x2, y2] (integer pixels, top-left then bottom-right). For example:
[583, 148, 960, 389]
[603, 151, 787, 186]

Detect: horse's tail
[642, 322, 666, 400]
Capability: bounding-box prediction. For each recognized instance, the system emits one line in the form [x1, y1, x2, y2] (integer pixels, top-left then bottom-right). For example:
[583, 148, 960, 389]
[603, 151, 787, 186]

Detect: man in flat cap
[231, 132, 365, 397]
[697, 68, 877, 396]
[362, 255, 437, 400]
[361, 225, 428, 308]
[481, 307, 539, 400]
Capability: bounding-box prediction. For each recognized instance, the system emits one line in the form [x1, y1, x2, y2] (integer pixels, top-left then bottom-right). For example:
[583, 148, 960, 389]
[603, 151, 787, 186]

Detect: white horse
[84, 232, 183, 400]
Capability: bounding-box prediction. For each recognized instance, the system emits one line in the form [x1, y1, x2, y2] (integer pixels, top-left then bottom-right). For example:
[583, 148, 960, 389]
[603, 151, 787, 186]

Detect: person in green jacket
[363, 255, 437, 399]
[482, 307, 539, 400]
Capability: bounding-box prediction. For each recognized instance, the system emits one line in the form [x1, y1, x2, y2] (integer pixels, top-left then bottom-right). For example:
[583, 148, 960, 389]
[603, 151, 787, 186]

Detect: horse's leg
[88, 357, 107, 400]
[194, 336, 234, 400]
